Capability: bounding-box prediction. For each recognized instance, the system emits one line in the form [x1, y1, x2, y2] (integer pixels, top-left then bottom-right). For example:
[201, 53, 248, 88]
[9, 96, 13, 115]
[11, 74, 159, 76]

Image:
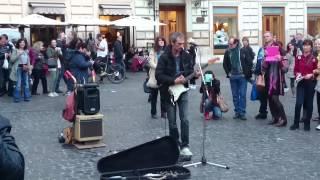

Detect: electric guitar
[168, 57, 220, 103]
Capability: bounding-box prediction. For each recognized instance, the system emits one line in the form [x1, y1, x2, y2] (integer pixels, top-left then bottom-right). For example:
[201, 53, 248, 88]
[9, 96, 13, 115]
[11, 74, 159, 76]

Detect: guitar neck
[184, 63, 209, 81]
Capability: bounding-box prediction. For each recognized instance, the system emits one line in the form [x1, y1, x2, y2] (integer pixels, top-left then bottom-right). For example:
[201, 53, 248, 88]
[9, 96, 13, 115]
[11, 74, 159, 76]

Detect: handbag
[256, 74, 265, 90]
[2, 58, 8, 69]
[143, 78, 152, 93]
[47, 58, 57, 68]
[217, 94, 229, 112]
[250, 82, 259, 101]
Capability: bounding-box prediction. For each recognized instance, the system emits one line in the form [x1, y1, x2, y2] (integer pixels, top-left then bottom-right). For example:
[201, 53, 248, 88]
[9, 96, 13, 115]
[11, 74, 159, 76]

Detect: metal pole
[153, 0, 156, 41]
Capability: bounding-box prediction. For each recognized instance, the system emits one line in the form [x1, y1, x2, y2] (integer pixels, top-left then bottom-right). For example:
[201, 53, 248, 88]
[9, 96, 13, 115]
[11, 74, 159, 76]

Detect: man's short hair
[1, 34, 8, 40]
[96, 33, 102, 39]
[264, 31, 273, 36]
[169, 32, 185, 43]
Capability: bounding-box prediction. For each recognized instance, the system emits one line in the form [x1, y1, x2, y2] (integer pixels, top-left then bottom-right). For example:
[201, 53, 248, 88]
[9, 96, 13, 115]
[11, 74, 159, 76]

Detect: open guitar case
[97, 136, 191, 179]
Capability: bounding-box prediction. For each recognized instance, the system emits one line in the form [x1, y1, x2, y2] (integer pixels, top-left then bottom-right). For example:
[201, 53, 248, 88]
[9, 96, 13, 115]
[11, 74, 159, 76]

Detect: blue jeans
[204, 98, 222, 119]
[166, 92, 189, 148]
[230, 75, 247, 116]
[14, 67, 31, 102]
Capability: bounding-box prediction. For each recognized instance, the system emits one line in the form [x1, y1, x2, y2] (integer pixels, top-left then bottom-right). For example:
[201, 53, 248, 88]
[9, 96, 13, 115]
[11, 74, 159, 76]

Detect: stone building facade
[1, 0, 320, 57]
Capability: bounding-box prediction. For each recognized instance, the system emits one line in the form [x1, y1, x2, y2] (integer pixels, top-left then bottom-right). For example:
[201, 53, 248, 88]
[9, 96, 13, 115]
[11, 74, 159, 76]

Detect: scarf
[229, 47, 241, 74]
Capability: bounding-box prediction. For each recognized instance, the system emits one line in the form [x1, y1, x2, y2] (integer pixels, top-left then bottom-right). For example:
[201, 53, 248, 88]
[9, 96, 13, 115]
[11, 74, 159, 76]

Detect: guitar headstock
[207, 57, 220, 64]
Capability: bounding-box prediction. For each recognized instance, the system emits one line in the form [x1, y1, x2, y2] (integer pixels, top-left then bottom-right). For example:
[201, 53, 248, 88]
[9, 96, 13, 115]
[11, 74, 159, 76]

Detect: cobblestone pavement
[1, 64, 320, 180]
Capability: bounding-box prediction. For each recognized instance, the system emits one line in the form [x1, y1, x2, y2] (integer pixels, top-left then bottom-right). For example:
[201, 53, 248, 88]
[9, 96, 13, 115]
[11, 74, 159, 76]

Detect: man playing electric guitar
[155, 32, 200, 159]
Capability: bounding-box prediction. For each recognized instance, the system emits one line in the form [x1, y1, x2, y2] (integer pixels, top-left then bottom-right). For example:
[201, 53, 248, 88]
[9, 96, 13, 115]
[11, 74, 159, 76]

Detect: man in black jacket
[114, 35, 124, 71]
[223, 37, 253, 120]
[156, 32, 199, 158]
[0, 115, 25, 180]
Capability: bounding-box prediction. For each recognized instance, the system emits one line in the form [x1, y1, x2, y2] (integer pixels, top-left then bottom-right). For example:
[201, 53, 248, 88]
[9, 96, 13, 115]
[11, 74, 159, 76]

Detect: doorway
[262, 8, 285, 44]
[159, 5, 186, 42]
[99, 15, 130, 52]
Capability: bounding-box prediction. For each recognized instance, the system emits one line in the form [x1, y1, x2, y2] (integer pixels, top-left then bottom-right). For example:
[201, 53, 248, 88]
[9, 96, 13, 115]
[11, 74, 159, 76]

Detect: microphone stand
[183, 47, 229, 170]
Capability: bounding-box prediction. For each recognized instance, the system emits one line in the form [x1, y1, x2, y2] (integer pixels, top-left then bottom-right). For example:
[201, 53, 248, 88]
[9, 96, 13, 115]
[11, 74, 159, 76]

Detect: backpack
[0, 116, 25, 180]
[62, 92, 76, 122]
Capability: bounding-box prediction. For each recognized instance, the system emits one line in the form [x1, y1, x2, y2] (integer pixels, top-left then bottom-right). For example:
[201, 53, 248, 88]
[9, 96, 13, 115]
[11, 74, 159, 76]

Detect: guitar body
[169, 84, 189, 102]
[168, 57, 219, 103]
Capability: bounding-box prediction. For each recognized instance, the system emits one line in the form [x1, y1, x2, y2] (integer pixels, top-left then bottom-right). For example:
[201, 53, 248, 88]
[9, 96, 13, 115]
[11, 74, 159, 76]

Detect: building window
[262, 7, 284, 43]
[213, 7, 238, 54]
[308, 8, 320, 40]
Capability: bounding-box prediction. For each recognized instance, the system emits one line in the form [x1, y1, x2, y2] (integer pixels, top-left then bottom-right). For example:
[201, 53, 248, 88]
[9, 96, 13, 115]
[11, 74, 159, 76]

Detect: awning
[100, 4, 132, 16]
[29, 2, 66, 15]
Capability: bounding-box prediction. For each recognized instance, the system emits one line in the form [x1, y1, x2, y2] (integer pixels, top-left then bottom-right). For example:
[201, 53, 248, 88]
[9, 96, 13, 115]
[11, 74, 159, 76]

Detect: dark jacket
[114, 40, 123, 61]
[0, 115, 25, 180]
[223, 46, 254, 80]
[69, 51, 92, 84]
[155, 46, 194, 101]
[200, 79, 220, 106]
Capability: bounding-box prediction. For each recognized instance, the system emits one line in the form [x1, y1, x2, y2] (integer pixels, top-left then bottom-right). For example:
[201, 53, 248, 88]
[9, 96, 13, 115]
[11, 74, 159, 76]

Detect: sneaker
[100, 72, 107, 77]
[53, 92, 59, 97]
[65, 91, 72, 96]
[316, 124, 320, 131]
[204, 112, 210, 120]
[48, 93, 55, 97]
[239, 115, 247, 120]
[189, 84, 196, 90]
[180, 147, 193, 156]
[55, 89, 63, 93]
[233, 114, 240, 119]
[284, 88, 290, 93]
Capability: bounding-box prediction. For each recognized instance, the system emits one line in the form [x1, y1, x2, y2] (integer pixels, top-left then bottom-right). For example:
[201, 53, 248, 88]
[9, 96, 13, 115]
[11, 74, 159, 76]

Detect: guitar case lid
[97, 136, 180, 173]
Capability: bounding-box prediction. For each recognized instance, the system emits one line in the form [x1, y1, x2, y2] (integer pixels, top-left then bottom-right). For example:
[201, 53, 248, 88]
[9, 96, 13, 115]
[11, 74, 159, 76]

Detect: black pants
[258, 87, 268, 115]
[269, 95, 286, 121]
[0, 68, 9, 93]
[31, 69, 48, 94]
[294, 80, 316, 125]
[316, 92, 320, 118]
[150, 87, 166, 116]
[290, 78, 295, 89]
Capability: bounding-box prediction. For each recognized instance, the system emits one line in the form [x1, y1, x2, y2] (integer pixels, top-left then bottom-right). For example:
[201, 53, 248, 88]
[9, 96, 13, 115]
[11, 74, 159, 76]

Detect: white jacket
[147, 50, 158, 88]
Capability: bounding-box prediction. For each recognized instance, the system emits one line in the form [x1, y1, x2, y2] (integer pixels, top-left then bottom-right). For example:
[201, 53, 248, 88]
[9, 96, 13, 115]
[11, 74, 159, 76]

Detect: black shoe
[161, 112, 167, 119]
[268, 118, 278, 125]
[233, 114, 240, 119]
[55, 90, 63, 93]
[239, 115, 247, 120]
[151, 114, 157, 119]
[255, 113, 267, 119]
[290, 124, 299, 130]
[31, 92, 40, 95]
[312, 117, 319, 121]
[304, 124, 310, 131]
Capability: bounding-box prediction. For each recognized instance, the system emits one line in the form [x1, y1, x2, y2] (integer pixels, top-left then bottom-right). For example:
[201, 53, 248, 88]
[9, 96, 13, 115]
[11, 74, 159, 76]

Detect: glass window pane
[213, 7, 237, 15]
[262, 8, 283, 15]
[308, 16, 320, 39]
[308, 8, 320, 15]
[213, 16, 237, 49]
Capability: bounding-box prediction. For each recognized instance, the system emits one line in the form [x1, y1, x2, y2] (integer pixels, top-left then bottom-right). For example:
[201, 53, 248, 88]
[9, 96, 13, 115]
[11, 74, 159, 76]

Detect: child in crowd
[200, 70, 222, 120]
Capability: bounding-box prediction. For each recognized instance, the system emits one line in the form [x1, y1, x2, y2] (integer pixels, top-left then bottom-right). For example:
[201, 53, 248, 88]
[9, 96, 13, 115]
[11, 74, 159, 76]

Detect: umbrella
[110, 16, 166, 46]
[110, 16, 166, 27]
[13, 14, 66, 26]
[68, 17, 111, 39]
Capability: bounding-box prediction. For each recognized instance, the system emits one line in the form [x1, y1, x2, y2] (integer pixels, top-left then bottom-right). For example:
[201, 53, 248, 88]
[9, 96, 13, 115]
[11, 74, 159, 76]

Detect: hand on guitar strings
[174, 75, 186, 85]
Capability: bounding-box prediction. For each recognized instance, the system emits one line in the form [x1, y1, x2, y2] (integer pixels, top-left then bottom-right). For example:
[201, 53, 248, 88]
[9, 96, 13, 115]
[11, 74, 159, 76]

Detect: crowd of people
[221, 31, 320, 132]
[0, 31, 125, 102]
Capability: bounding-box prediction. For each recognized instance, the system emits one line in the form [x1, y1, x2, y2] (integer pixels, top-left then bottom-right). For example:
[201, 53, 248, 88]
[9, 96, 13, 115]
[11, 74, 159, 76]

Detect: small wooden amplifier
[74, 114, 104, 142]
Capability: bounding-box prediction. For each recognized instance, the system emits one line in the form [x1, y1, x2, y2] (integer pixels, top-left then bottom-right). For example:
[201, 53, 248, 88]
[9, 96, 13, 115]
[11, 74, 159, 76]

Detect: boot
[304, 121, 310, 131]
[275, 117, 287, 127]
[290, 123, 299, 130]
[268, 117, 278, 125]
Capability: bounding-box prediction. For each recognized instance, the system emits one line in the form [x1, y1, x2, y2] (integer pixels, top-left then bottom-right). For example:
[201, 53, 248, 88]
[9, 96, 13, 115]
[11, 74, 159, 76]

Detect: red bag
[62, 92, 76, 122]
